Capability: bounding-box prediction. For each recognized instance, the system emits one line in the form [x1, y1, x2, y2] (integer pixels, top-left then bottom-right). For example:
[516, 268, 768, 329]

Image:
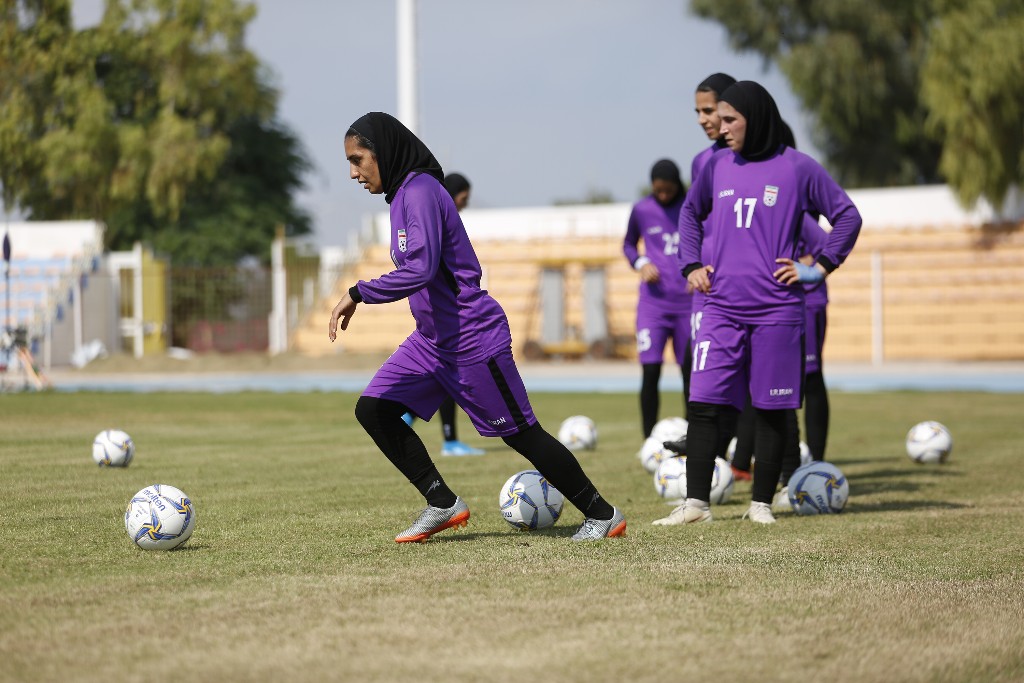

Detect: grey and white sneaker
[395, 497, 470, 543]
[652, 499, 712, 525]
[772, 486, 793, 513]
[571, 507, 627, 541]
[743, 501, 777, 525]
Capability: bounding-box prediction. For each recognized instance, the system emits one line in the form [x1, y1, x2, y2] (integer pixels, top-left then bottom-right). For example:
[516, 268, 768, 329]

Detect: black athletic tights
[354, 396, 613, 520]
[640, 359, 691, 438]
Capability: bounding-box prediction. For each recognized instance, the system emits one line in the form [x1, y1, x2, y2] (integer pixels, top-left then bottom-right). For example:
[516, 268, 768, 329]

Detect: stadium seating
[290, 221, 1024, 363]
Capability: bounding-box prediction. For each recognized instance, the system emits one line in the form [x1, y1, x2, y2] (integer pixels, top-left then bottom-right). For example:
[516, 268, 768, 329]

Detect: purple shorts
[689, 313, 804, 410]
[636, 305, 691, 365]
[363, 335, 537, 437]
[804, 304, 827, 374]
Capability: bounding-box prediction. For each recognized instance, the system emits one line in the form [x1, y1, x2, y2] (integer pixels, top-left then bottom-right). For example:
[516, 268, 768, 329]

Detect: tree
[688, 0, 944, 189]
[689, 0, 1024, 210]
[0, 0, 311, 264]
[921, 0, 1024, 210]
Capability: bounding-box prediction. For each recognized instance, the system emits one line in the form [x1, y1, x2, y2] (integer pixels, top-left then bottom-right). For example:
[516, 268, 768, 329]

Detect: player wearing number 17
[659, 81, 861, 527]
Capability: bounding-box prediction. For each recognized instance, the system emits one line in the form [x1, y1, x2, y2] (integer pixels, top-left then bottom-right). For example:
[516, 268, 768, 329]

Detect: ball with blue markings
[92, 429, 135, 467]
[787, 462, 849, 515]
[125, 484, 197, 550]
[498, 470, 564, 530]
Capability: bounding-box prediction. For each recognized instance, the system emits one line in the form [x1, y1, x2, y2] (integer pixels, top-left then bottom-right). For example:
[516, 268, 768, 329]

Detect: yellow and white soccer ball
[905, 421, 953, 464]
[638, 436, 672, 473]
[125, 484, 196, 550]
[557, 415, 597, 451]
[652, 455, 734, 504]
[92, 429, 135, 467]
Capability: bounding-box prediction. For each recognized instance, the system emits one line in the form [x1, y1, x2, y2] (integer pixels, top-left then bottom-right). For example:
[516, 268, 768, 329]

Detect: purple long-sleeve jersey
[797, 213, 829, 307]
[689, 143, 726, 314]
[678, 147, 860, 324]
[354, 172, 512, 363]
[622, 194, 691, 313]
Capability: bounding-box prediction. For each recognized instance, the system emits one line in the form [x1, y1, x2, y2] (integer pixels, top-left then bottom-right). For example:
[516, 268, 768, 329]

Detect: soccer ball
[653, 456, 687, 501]
[650, 416, 688, 444]
[124, 484, 197, 550]
[638, 436, 672, 473]
[787, 462, 848, 515]
[711, 456, 735, 504]
[92, 429, 135, 467]
[652, 456, 734, 504]
[498, 470, 564, 530]
[558, 415, 597, 451]
[799, 441, 812, 467]
[905, 421, 953, 464]
[725, 436, 737, 462]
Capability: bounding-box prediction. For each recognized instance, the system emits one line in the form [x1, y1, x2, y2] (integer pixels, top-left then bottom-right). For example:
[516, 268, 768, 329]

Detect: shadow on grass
[844, 499, 969, 514]
[426, 526, 580, 543]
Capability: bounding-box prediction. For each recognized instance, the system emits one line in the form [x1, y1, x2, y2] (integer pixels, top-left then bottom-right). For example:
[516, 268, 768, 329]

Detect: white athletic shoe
[743, 501, 777, 525]
[652, 499, 712, 525]
[772, 486, 793, 513]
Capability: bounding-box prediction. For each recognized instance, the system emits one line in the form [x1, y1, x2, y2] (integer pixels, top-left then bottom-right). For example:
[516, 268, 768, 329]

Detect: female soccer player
[622, 159, 690, 438]
[329, 112, 625, 542]
[655, 81, 861, 526]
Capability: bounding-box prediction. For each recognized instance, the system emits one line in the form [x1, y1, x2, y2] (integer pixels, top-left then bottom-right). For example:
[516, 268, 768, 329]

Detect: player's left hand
[774, 258, 825, 285]
[328, 293, 358, 341]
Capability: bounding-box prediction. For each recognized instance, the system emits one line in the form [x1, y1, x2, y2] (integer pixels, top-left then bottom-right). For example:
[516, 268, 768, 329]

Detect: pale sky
[72, 0, 820, 247]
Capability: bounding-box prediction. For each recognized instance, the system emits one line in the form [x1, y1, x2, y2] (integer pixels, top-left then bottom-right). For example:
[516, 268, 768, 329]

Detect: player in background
[622, 159, 691, 438]
[662, 73, 737, 461]
[400, 172, 487, 457]
[330, 112, 625, 542]
[654, 81, 861, 527]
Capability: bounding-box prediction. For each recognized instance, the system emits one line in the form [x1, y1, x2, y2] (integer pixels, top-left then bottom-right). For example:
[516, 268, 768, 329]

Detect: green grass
[1, 390, 1022, 682]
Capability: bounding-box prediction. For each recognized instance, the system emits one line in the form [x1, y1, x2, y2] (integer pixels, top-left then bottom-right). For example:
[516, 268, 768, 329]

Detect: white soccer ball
[905, 421, 953, 464]
[652, 455, 734, 504]
[92, 429, 135, 467]
[711, 456, 735, 504]
[638, 436, 672, 473]
[125, 484, 197, 550]
[787, 462, 849, 515]
[653, 456, 687, 501]
[499, 470, 564, 530]
[725, 436, 737, 462]
[558, 415, 597, 451]
[799, 441, 813, 467]
[650, 416, 688, 444]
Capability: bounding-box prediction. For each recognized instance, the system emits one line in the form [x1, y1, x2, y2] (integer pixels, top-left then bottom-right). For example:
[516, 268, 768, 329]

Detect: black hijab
[696, 72, 736, 98]
[650, 159, 685, 205]
[443, 172, 471, 199]
[719, 81, 786, 162]
[347, 112, 444, 204]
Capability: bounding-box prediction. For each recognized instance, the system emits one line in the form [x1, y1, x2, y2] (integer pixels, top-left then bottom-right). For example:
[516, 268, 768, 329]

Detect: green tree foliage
[689, 0, 943, 188]
[0, 0, 310, 265]
[921, 0, 1024, 210]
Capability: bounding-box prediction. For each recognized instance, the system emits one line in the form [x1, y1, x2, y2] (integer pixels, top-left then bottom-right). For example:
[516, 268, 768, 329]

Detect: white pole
[269, 230, 287, 355]
[133, 242, 144, 358]
[870, 250, 884, 366]
[396, 0, 418, 134]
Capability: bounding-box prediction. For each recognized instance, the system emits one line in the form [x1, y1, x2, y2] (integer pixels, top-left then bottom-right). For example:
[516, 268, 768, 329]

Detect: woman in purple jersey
[654, 82, 861, 527]
[623, 159, 691, 438]
[328, 112, 625, 543]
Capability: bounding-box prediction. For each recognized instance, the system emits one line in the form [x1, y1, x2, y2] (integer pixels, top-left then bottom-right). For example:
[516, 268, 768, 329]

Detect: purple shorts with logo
[636, 305, 691, 365]
[804, 303, 827, 375]
[363, 335, 537, 437]
[689, 313, 804, 410]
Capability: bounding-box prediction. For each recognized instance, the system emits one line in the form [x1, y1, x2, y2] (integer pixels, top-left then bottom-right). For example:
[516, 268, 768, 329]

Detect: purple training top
[678, 147, 861, 324]
[622, 194, 691, 314]
[354, 172, 512, 363]
[797, 213, 829, 308]
[688, 143, 726, 314]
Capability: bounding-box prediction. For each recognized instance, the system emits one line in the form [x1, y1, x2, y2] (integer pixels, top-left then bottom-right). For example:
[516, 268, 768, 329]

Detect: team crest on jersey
[397, 228, 407, 252]
[763, 185, 779, 207]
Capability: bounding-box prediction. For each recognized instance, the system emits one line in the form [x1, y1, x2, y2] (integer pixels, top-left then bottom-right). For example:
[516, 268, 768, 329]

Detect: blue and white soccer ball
[638, 436, 672, 473]
[787, 462, 849, 515]
[558, 415, 597, 451]
[125, 484, 197, 550]
[905, 421, 953, 464]
[92, 429, 135, 467]
[652, 456, 734, 504]
[499, 470, 564, 530]
[650, 416, 688, 444]
[654, 456, 687, 501]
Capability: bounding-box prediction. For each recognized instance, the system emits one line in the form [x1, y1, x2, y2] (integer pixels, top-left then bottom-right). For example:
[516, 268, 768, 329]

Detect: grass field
[1, 389, 1023, 682]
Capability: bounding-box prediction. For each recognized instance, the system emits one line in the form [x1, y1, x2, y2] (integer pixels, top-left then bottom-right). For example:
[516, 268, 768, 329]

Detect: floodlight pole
[396, 0, 419, 135]
[2, 230, 10, 338]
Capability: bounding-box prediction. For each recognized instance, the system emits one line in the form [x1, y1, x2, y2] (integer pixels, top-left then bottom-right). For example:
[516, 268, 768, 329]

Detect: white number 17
[692, 340, 711, 371]
[733, 197, 756, 228]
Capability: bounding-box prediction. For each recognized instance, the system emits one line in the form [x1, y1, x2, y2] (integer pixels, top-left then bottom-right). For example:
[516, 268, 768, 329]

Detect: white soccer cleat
[652, 499, 712, 525]
[743, 501, 777, 525]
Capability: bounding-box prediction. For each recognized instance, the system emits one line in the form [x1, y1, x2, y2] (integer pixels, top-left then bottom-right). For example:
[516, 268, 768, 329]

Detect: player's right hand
[328, 293, 358, 341]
